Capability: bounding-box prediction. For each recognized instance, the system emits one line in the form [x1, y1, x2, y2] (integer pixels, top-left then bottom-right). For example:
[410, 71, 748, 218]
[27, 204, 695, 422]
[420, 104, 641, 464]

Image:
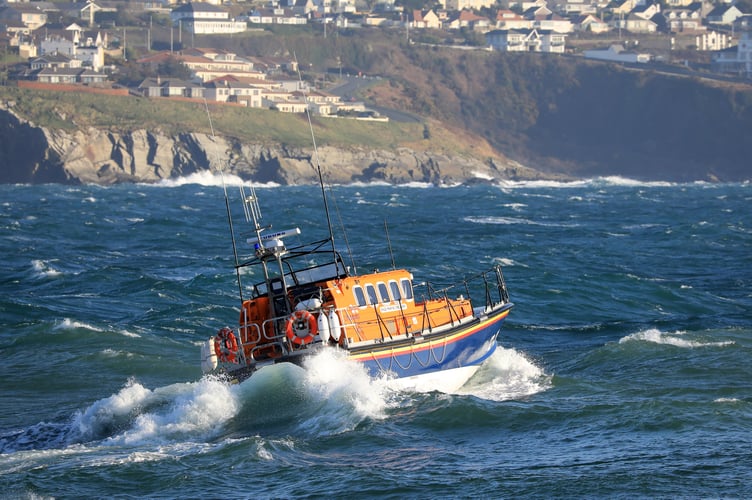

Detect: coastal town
[0, 0, 750, 116]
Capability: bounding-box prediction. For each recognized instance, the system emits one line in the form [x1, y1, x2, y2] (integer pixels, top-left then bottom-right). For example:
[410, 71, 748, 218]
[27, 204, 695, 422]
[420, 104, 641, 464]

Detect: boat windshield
[252, 257, 346, 297]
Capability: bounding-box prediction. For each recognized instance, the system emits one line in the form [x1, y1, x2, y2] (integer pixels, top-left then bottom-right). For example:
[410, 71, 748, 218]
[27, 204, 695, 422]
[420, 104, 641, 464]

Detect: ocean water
[1, 177, 750, 498]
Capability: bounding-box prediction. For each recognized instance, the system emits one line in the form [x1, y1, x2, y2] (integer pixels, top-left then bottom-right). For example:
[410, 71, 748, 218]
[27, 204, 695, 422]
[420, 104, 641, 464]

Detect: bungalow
[170, 3, 247, 34]
[411, 9, 441, 29]
[533, 13, 573, 33]
[486, 28, 567, 53]
[446, 10, 492, 30]
[706, 5, 744, 25]
[553, 0, 597, 15]
[583, 44, 651, 63]
[444, 0, 496, 10]
[495, 10, 532, 29]
[613, 13, 658, 33]
[137, 77, 202, 98]
[34, 67, 108, 84]
[573, 14, 610, 33]
[0, 4, 47, 31]
[30, 54, 82, 71]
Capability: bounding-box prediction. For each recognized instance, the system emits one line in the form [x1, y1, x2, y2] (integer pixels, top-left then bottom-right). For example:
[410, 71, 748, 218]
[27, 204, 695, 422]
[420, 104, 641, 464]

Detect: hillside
[200, 28, 752, 181]
[2, 28, 752, 183]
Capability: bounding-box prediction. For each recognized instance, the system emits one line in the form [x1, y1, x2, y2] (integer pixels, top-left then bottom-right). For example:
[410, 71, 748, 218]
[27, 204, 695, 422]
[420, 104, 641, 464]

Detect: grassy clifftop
[0, 84, 502, 162]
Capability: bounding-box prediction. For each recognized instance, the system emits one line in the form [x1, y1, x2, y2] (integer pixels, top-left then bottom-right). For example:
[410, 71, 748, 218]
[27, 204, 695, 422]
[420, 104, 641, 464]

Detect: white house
[696, 31, 729, 51]
[170, 2, 247, 34]
[486, 28, 567, 53]
[583, 44, 651, 63]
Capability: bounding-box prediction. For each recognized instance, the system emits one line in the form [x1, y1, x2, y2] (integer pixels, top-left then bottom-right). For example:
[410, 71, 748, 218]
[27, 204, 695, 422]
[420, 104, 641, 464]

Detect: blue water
[1, 177, 750, 498]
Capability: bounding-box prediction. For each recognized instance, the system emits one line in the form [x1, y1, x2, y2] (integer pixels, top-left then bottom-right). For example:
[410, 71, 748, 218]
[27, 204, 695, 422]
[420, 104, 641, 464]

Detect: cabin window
[401, 279, 414, 300]
[365, 284, 378, 305]
[389, 280, 402, 301]
[377, 282, 389, 302]
[353, 285, 367, 307]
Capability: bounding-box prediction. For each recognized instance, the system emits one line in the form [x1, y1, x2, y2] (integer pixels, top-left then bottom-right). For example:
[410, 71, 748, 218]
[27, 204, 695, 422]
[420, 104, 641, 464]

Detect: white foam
[31, 259, 61, 278]
[155, 171, 275, 188]
[619, 328, 734, 348]
[71, 378, 239, 446]
[456, 347, 551, 401]
[299, 349, 390, 434]
[55, 318, 103, 333]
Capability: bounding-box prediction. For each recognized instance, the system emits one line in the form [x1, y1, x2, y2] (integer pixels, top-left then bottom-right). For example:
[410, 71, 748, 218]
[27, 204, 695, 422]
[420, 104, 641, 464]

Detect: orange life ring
[286, 309, 318, 345]
[214, 327, 239, 363]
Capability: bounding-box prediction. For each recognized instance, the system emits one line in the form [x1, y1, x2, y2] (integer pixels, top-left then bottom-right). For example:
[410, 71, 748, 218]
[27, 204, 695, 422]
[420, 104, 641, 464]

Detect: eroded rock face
[0, 107, 546, 185]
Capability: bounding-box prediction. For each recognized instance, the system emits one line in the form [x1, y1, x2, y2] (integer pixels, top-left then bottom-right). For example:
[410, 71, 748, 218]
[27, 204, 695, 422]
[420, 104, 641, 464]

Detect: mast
[294, 55, 342, 275]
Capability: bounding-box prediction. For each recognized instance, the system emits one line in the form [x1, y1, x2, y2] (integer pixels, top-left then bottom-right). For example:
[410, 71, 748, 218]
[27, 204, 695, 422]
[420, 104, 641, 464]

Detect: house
[137, 77, 203, 98]
[613, 13, 657, 33]
[35, 67, 81, 84]
[247, 8, 308, 24]
[446, 10, 492, 30]
[553, 0, 597, 15]
[705, 5, 744, 25]
[583, 44, 651, 63]
[661, 9, 704, 33]
[288, 0, 316, 16]
[572, 14, 610, 33]
[444, 0, 496, 10]
[0, 4, 47, 31]
[696, 31, 729, 51]
[712, 31, 752, 76]
[610, 0, 638, 16]
[495, 10, 532, 29]
[137, 49, 261, 83]
[30, 54, 82, 71]
[411, 9, 441, 29]
[632, 3, 661, 20]
[485, 28, 567, 53]
[170, 2, 247, 34]
[56, 1, 112, 27]
[39, 24, 107, 71]
[533, 13, 573, 33]
[203, 79, 264, 106]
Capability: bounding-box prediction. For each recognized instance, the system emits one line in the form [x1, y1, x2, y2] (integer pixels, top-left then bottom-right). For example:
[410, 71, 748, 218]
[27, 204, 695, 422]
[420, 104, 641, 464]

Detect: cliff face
[0, 106, 544, 185]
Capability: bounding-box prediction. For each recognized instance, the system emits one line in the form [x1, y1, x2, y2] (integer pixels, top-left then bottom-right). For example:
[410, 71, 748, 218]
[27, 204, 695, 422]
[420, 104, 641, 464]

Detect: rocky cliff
[0, 106, 548, 186]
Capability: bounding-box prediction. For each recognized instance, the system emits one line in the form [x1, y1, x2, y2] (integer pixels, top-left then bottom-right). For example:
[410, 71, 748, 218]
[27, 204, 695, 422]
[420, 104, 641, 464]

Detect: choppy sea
[1, 176, 750, 498]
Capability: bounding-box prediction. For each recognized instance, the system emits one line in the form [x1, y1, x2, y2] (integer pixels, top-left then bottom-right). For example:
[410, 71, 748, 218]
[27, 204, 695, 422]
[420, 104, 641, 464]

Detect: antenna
[384, 219, 396, 269]
[293, 52, 342, 275]
[204, 98, 243, 301]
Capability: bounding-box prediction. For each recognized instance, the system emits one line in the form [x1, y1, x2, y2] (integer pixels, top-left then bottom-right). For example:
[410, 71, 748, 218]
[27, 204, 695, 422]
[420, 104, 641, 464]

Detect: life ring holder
[214, 327, 239, 363]
[286, 310, 318, 345]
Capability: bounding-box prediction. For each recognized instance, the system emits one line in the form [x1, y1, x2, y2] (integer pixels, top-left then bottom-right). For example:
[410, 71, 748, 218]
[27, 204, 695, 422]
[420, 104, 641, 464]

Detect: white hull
[384, 364, 482, 394]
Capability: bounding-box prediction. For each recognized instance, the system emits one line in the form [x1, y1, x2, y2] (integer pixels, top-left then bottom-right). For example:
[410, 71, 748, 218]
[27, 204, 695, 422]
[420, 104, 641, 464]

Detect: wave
[0, 344, 545, 458]
[464, 215, 578, 227]
[154, 172, 279, 188]
[54, 318, 104, 333]
[495, 176, 683, 189]
[619, 328, 735, 348]
[456, 347, 551, 401]
[31, 259, 61, 278]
